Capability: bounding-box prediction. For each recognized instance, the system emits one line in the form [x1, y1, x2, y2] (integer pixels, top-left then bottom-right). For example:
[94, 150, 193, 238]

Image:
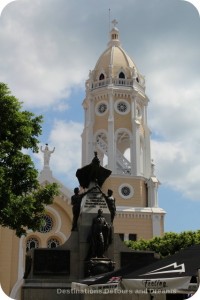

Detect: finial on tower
[112, 19, 118, 28]
[108, 19, 120, 47]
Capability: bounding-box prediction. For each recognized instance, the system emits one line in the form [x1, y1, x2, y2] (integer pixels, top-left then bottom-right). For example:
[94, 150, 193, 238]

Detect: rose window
[98, 103, 107, 114]
[117, 102, 127, 113]
[121, 186, 131, 197]
[39, 215, 53, 233]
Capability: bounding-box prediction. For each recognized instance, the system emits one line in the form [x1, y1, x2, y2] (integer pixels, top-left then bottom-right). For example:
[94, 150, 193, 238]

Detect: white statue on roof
[40, 144, 55, 167]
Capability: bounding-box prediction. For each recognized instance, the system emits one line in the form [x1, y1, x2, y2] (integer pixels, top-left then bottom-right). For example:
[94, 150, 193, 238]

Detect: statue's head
[74, 187, 79, 194]
[92, 151, 100, 166]
[98, 208, 103, 216]
[108, 189, 113, 196]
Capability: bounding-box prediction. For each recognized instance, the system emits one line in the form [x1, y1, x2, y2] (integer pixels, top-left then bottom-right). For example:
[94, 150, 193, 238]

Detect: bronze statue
[76, 152, 112, 188]
[101, 189, 116, 223]
[89, 209, 112, 258]
[71, 187, 93, 231]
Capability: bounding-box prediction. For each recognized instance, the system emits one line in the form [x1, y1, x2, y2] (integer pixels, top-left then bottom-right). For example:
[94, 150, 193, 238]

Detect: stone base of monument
[85, 257, 115, 277]
[22, 187, 158, 300]
[22, 232, 158, 300]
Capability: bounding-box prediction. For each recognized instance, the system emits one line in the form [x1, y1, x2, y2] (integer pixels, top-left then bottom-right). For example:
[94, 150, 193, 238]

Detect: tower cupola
[108, 19, 121, 47]
[87, 20, 145, 92]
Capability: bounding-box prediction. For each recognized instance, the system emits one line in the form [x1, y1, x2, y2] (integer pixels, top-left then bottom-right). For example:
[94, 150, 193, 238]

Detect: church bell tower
[81, 20, 165, 240]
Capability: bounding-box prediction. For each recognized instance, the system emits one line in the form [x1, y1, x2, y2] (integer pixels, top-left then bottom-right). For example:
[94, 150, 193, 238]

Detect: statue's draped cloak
[76, 155, 112, 188]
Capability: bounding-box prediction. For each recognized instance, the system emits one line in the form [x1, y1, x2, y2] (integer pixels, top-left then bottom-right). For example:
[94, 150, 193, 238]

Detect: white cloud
[144, 39, 200, 201]
[48, 120, 83, 187]
[152, 139, 200, 201]
[0, 0, 92, 108]
[148, 70, 200, 141]
[53, 102, 69, 112]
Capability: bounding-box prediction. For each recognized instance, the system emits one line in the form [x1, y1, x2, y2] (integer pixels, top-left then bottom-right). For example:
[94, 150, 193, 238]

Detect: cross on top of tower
[112, 19, 118, 28]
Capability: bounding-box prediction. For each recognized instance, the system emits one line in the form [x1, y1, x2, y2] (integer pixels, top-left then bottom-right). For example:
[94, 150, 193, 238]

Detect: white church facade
[0, 21, 165, 299]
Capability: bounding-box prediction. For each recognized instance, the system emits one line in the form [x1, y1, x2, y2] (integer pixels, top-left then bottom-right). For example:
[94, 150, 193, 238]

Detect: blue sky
[0, 0, 200, 233]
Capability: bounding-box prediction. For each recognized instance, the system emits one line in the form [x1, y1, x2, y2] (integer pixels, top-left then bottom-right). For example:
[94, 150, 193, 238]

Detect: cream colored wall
[114, 215, 153, 240]
[103, 176, 147, 207]
[0, 194, 72, 297]
[0, 226, 20, 296]
[93, 114, 108, 132]
[93, 98, 133, 134]
[114, 111, 132, 132]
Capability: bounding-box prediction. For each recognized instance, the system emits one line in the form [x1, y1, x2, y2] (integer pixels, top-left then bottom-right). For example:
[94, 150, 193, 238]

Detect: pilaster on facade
[107, 92, 115, 172]
[152, 213, 163, 237]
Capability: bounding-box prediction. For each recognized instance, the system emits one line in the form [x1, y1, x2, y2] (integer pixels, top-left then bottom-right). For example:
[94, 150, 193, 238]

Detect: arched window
[119, 72, 125, 79]
[112, 33, 118, 39]
[47, 238, 60, 248]
[99, 73, 105, 80]
[115, 129, 132, 175]
[26, 237, 39, 252]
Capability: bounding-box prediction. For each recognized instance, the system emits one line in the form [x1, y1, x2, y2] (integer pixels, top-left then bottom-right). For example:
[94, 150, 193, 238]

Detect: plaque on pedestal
[81, 186, 110, 214]
[33, 249, 70, 275]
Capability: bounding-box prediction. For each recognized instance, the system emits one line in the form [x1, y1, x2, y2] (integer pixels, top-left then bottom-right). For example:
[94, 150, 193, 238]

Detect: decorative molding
[116, 212, 152, 219]
[10, 278, 24, 300]
[116, 206, 166, 220]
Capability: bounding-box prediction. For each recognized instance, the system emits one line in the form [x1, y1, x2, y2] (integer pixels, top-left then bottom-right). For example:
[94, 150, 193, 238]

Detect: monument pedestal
[22, 187, 116, 299]
[22, 154, 158, 299]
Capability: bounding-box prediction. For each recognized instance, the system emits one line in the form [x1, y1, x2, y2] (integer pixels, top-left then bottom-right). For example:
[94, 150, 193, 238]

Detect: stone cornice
[116, 206, 166, 219]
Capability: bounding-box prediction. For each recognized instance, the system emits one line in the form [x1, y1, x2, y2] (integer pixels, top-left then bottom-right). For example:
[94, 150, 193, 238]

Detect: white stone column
[18, 235, 25, 280]
[143, 102, 152, 178]
[130, 96, 136, 175]
[147, 177, 159, 208]
[132, 100, 141, 176]
[144, 131, 151, 178]
[152, 214, 161, 237]
[107, 92, 115, 172]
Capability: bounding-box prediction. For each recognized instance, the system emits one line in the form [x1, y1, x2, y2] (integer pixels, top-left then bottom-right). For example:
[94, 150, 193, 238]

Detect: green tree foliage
[0, 83, 59, 237]
[125, 231, 200, 257]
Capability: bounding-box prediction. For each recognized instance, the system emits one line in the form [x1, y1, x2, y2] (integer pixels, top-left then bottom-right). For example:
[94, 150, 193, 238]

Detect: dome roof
[92, 22, 138, 80]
